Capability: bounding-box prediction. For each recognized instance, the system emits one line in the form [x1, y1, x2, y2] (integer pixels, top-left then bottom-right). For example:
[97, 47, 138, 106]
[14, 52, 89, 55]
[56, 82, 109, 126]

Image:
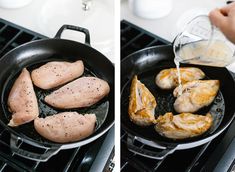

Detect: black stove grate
[0, 18, 112, 172]
[0, 19, 44, 57]
[121, 20, 170, 60]
[120, 20, 235, 172]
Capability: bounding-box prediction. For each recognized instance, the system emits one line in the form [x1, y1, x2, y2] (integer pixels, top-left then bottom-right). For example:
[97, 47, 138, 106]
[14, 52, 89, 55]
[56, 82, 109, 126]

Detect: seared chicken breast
[45, 77, 110, 109]
[128, 75, 157, 126]
[155, 112, 213, 139]
[31, 60, 84, 89]
[155, 67, 205, 89]
[173, 80, 220, 113]
[8, 68, 39, 127]
[34, 112, 96, 143]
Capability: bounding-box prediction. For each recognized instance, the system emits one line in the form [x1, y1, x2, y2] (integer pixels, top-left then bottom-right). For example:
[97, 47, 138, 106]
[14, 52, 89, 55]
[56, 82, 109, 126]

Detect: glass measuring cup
[173, 15, 235, 67]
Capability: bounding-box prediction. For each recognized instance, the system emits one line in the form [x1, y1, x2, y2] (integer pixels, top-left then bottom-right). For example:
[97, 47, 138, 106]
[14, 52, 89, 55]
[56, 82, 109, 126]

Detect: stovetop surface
[121, 20, 235, 172]
[0, 18, 114, 172]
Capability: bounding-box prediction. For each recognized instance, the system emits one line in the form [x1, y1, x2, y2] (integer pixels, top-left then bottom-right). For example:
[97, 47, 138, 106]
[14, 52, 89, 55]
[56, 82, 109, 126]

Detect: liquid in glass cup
[173, 15, 235, 67]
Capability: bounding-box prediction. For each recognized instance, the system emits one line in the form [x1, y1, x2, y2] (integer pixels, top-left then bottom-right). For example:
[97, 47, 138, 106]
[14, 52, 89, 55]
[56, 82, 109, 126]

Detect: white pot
[128, 0, 172, 19]
[0, 0, 33, 9]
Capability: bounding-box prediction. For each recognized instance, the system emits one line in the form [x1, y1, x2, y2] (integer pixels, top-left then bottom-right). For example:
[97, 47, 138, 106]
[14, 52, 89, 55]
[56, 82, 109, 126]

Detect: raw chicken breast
[34, 112, 96, 143]
[8, 68, 39, 127]
[31, 60, 84, 89]
[155, 67, 205, 89]
[128, 75, 157, 126]
[155, 112, 213, 139]
[45, 77, 110, 109]
[173, 80, 220, 113]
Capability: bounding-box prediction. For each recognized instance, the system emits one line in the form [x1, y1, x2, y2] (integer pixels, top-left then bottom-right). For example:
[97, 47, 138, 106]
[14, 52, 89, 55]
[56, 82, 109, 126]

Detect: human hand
[209, 3, 235, 44]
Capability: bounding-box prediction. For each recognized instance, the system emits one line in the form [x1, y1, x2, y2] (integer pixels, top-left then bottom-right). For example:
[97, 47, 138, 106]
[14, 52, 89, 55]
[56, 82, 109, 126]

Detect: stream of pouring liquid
[174, 57, 183, 95]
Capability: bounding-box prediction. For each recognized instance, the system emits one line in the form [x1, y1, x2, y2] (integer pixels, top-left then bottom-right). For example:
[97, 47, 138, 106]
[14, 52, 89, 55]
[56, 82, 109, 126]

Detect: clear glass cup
[173, 15, 235, 67]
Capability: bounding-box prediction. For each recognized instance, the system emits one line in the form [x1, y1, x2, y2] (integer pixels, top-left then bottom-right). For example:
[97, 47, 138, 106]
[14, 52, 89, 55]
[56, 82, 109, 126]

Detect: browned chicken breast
[45, 77, 110, 109]
[173, 80, 220, 113]
[128, 75, 157, 126]
[155, 112, 213, 139]
[34, 112, 96, 143]
[31, 60, 84, 89]
[8, 68, 39, 127]
[155, 67, 205, 89]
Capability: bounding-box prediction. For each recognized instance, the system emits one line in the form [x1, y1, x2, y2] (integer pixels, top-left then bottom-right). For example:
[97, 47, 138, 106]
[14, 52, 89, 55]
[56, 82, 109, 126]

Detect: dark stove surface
[121, 20, 235, 172]
[0, 18, 114, 172]
[121, 21, 170, 60]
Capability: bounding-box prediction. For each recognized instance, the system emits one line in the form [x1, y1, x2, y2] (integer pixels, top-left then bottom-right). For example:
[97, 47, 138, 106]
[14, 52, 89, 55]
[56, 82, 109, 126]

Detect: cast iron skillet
[121, 45, 235, 159]
[0, 25, 114, 162]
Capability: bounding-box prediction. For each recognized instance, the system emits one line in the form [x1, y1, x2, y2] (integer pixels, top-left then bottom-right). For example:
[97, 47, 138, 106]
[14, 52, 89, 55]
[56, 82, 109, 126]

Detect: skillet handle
[127, 135, 177, 160]
[54, 24, 91, 45]
[10, 134, 61, 162]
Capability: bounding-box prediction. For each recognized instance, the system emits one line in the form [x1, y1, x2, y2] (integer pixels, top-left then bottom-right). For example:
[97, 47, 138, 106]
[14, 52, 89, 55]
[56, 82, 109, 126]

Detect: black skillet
[0, 25, 114, 161]
[121, 45, 235, 159]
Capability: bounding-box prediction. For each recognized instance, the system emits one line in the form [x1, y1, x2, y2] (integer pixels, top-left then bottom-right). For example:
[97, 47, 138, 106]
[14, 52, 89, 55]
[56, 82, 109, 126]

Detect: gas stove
[121, 20, 235, 172]
[0, 18, 114, 172]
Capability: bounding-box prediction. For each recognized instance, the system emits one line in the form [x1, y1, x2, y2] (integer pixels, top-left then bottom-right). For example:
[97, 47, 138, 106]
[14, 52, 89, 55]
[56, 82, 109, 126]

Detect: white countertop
[0, 0, 115, 62]
[121, 0, 235, 72]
